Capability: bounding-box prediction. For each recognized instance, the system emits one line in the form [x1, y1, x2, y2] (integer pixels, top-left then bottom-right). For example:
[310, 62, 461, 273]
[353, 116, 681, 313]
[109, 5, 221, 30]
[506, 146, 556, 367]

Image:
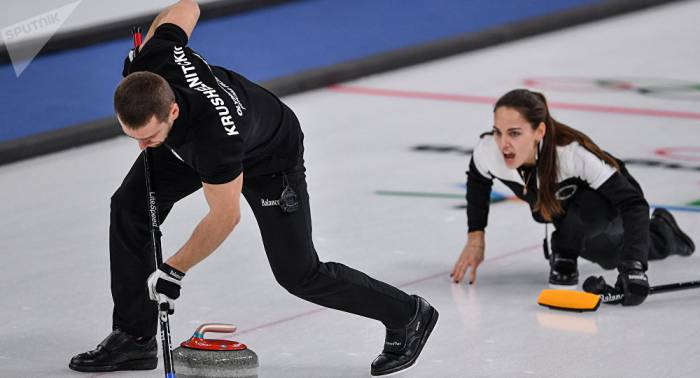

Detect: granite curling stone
[174, 323, 258, 378]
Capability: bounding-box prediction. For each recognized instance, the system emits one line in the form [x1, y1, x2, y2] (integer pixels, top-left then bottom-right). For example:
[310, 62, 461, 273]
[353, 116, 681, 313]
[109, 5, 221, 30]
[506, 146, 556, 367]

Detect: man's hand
[615, 260, 650, 306]
[147, 263, 185, 314]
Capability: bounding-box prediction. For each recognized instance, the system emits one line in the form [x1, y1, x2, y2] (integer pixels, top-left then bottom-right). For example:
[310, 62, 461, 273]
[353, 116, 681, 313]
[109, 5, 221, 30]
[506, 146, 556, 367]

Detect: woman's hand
[451, 233, 485, 284]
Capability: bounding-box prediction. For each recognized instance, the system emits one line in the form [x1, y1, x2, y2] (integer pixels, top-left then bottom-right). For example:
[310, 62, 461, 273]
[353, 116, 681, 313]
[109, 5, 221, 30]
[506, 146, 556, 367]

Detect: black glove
[146, 263, 185, 314]
[583, 275, 623, 305]
[615, 260, 649, 306]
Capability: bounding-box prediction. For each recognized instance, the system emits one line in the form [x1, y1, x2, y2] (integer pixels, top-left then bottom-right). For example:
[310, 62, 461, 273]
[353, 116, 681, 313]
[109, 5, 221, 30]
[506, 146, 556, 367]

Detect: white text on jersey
[173, 46, 239, 136]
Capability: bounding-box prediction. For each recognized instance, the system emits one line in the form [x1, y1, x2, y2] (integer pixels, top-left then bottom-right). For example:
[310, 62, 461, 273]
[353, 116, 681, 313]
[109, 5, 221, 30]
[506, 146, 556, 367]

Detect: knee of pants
[550, 231, 583, 256]
[551, 214, 611, 255]
[273, 261, 320, 297]
[578, 252, 618, 270]
[110, 188, 150, 232]
[111, 186, 142, 214]
[579, 234, 622, 270]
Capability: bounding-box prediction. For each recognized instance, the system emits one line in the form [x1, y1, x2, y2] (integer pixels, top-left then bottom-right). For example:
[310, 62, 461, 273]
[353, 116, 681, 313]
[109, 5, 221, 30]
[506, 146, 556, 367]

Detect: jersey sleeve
[150, 23, 189, 45]
[193, 133, 244, 185]
[566, 143, 616, 189]
[466, 138, 494, 232]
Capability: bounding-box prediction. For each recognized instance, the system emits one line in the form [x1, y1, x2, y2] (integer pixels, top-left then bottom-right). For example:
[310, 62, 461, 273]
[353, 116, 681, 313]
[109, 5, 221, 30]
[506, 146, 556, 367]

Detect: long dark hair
[494, 89, 620, 221]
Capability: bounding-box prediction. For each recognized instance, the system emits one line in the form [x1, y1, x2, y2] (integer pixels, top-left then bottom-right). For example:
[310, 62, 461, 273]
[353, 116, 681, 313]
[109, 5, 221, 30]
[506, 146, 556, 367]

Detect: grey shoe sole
[549, 272, 579, 286]
[69, 357, 158, 372]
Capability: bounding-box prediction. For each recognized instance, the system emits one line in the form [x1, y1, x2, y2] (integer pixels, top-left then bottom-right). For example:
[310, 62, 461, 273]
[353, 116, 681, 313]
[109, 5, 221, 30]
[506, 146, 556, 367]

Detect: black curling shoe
[69, 329, 157, 372]
[549, 253, 579, 287]
[652, 208, 695, 256]
[371, 295, 439, 376]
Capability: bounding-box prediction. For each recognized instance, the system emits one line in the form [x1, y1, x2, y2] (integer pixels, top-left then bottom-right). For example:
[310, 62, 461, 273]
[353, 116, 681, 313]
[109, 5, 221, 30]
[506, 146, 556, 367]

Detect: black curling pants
[109, 146, 415, 338]
[550, 188, 671, 270]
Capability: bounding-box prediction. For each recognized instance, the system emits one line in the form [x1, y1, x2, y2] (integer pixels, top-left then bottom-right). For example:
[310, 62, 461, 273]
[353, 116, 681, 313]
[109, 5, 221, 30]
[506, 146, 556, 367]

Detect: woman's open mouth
[503, 152, 515, 164]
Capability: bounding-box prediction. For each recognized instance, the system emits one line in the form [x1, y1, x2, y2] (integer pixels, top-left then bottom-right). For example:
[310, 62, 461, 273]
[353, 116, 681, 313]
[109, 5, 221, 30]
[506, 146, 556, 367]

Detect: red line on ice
[235, 244, 541, 335]
[327, 84, 700, 121]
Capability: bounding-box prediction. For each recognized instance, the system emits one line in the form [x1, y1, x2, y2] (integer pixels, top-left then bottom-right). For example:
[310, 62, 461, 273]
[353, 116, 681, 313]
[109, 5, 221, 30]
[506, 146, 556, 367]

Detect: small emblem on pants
[261, 199, 280, 207]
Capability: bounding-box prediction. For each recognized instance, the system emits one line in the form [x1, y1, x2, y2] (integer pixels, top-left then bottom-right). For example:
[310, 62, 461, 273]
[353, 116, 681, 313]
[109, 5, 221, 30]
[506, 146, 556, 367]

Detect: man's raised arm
[142, 0, 200, 47]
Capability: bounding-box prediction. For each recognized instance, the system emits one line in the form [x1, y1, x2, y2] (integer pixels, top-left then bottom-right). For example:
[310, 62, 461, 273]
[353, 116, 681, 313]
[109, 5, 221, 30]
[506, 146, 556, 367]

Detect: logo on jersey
[173, 46, 239, 136]
[554, 184, 578, 200]
[191, 50, 246, 117]
[215, 77, 245, 116]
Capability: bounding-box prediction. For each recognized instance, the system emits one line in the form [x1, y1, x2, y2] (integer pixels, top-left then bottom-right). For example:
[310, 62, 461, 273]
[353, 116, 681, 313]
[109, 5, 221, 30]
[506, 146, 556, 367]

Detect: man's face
[119, 103, 178, 150]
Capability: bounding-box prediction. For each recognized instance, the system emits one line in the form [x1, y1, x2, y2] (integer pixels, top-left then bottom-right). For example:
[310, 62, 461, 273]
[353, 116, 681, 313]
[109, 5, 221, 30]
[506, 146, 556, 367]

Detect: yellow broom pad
[537, 289, 601, 312]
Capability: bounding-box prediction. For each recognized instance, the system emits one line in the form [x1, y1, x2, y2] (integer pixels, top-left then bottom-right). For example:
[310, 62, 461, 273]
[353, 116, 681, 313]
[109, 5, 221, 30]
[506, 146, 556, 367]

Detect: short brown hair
[114, 72, 175, 129]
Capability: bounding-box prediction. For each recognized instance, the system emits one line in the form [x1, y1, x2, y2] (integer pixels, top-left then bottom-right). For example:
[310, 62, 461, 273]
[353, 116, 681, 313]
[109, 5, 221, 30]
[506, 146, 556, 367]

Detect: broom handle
[599, 279, 700, 303]
[132, 25, 176, 378]
[650, 280, 700, 295]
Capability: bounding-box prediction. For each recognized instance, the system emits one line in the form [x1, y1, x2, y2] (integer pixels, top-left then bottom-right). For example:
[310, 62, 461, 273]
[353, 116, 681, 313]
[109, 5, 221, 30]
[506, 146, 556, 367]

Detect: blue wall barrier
[0, 0, 600, 143]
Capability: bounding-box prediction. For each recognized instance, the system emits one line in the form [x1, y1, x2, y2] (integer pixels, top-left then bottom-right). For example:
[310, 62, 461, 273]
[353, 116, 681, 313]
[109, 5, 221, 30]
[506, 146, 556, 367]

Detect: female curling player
[450, 89, 695, 306]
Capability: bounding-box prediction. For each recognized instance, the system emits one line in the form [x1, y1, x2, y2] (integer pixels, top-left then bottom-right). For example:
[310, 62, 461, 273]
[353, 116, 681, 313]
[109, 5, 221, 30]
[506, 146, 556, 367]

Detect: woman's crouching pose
[451, 89, 695, 306]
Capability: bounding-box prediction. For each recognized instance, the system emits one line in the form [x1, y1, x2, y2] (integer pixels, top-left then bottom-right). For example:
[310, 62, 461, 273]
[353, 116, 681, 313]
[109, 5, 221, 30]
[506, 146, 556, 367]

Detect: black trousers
[110, 146, 415, 338]
[550, 188, 671, 270]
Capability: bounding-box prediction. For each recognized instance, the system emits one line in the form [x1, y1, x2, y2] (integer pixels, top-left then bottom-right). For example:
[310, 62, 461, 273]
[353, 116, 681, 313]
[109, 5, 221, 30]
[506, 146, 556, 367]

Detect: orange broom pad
[537, 289, 601, 312]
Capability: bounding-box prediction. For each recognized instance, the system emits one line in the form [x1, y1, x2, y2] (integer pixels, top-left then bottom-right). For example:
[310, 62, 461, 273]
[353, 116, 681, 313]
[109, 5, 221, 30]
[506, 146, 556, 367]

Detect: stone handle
[193, 323, 237, 339]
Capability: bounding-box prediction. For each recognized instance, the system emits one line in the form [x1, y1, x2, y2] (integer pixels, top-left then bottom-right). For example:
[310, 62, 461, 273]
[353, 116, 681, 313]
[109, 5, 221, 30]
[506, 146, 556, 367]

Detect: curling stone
[173, 323, 258, 378]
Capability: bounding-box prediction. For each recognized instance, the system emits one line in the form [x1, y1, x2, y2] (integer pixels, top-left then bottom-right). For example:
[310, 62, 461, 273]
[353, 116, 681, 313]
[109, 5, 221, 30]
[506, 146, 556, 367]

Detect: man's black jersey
[124, 23, 302, 184]
[466, 133, 650, 266]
